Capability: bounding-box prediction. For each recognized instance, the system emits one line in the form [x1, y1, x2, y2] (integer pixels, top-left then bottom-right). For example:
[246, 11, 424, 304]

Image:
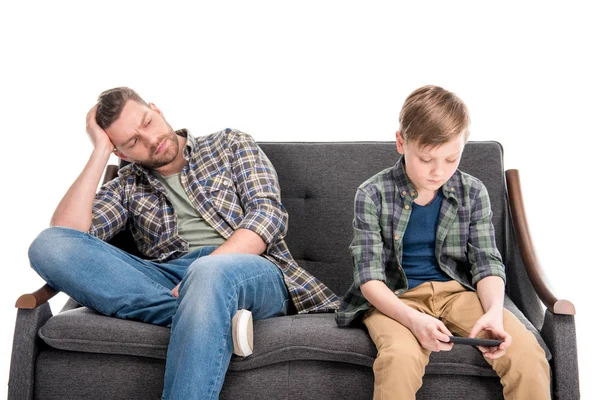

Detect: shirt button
[404, 205, 410, 210]
[394, 290, 400, 295]
[401, 191, 406, 196]
[410, 191, 416, 196]
[394, 235, 399, 240]
[450, 187, 455, 191]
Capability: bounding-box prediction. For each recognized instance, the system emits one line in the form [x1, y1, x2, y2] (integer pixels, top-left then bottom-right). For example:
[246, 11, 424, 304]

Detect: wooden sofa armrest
[15, 284, 58, 309]
[506, 169, 575, 315]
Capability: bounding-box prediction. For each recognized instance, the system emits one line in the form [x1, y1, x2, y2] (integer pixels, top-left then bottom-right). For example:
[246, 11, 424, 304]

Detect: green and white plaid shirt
[336, 155, 505, 326]
[90, 128, 340, 314]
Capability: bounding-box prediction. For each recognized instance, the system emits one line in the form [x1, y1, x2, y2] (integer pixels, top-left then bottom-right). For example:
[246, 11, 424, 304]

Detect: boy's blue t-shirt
[401, 189, 451, 289]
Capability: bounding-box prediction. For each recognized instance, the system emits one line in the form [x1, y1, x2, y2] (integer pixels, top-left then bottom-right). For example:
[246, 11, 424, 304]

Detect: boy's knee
[496, 332, 549, 380]
[511, 340, 547, 367]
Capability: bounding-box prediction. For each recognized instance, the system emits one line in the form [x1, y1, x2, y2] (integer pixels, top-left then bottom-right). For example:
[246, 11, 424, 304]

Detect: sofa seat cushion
[39, 297, 549, 376]
[39, 307, 171, 359]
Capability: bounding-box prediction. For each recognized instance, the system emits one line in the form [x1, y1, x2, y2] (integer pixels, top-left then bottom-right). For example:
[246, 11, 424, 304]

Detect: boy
[336, 86, 550, 399]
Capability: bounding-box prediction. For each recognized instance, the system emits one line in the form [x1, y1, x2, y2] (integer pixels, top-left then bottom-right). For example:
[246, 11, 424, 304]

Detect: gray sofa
[10, 141, 579, 399]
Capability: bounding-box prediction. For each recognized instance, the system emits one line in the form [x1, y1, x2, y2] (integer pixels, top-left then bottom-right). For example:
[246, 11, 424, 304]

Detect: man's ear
[148, 102, 162, 115]
[113, 148, 132, 162]
[395, 131, 406, 155]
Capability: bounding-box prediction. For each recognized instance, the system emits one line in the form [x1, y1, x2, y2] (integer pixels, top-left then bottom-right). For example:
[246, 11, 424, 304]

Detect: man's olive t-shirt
[152, 171, 226, 251]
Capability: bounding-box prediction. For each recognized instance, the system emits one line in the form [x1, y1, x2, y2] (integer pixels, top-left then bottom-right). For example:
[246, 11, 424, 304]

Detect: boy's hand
[408, 311, 454, 352]
[469, 311, 512, 359]
[86, 104, 115, 153]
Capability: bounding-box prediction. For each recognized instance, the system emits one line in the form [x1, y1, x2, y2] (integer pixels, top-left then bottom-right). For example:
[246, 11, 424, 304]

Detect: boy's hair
[95, 87, 147, 129]
[399, 85, 470, 147]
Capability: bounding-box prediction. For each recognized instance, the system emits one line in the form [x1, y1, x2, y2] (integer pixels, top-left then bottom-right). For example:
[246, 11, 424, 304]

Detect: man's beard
[136, 130, 180, 169]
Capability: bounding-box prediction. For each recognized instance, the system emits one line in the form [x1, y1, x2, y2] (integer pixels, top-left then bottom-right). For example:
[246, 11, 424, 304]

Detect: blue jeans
[29, 227, 290, 400]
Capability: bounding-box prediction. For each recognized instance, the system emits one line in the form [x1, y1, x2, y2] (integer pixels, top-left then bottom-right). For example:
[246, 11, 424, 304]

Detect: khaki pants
[363, 281, 550, 400]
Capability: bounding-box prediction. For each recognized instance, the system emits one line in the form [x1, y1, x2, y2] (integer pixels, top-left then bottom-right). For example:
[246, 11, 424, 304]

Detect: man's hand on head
[86, 104, 115, 153]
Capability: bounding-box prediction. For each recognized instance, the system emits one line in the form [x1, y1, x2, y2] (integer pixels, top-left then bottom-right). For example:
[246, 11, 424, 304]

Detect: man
[29, 87, 339, 399]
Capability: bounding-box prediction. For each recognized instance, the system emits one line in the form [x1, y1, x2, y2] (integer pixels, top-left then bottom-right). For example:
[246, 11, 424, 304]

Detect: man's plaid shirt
[336, 155, 505, 326]
[89, 128, 340, 313]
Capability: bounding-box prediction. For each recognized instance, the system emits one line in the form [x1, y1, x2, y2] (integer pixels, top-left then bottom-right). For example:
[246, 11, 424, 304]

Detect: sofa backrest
[259, 141, 508, 297]
[110, 141, 508, 299]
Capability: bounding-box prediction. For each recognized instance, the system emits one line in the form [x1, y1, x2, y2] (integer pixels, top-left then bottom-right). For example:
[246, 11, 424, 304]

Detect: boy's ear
[395, 131, 406, 155]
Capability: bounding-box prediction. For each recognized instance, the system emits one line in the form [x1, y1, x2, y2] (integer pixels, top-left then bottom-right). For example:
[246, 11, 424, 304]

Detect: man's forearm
[211, 228, 267, 256]
[50, 147, 113, 231]
[476, 276, 505, 314]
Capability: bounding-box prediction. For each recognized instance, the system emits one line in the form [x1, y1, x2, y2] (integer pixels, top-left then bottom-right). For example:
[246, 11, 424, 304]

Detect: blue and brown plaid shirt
[336, 155, 505, 326]
[89, 128, 340, 313]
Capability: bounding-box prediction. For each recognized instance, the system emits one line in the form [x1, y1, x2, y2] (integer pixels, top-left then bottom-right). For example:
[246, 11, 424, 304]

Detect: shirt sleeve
[88, 176, 128, 242]
[350, 186, 387, 285]
[229, 131, 288, 249]
[467, 183, 506, 285]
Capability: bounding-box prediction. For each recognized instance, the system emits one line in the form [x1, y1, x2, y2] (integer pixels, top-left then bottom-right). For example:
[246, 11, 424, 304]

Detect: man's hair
[95, 87, 147, 129]
[399, 85, 470, 147]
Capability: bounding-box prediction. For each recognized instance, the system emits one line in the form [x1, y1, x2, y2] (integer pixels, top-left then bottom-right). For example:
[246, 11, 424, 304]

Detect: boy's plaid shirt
[336, 156, 505, 326]
[89, 128, 340, 313]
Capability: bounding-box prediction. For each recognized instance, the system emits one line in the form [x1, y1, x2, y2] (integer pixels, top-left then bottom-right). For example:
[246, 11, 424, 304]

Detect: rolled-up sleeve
[88, 177, 128, 242]
[230, 132, 288, 248]
[351, 187, 386, 285]
[467, 184, 506, 285]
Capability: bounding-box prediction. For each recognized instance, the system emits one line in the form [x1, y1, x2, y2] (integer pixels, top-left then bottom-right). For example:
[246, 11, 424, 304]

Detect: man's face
[396, 131, 466, 193]
[105, 100, 180, 169]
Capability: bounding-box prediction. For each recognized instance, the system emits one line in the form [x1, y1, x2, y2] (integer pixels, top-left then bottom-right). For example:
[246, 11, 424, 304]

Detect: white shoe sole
[232, 309, 253, 357]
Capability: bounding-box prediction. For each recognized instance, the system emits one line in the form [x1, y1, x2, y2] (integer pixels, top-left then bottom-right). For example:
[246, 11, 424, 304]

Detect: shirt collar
[391, 155, 417, 198]
[179, 129, 196, 159]
[392, 154, 459, 201]
[441, 171, 460, 199]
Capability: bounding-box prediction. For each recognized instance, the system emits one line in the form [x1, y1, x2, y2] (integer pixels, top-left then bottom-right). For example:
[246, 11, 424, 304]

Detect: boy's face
[395, 131, 466, 194]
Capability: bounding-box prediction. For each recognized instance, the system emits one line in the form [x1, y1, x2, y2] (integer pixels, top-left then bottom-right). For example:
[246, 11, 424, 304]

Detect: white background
[1, 1, 598, 398]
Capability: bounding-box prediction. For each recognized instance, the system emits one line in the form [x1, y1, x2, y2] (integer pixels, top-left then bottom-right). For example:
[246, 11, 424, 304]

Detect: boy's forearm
[360, 280, 416, 326]
[476, 276, 505, 314]
[50, 147, 113, 231]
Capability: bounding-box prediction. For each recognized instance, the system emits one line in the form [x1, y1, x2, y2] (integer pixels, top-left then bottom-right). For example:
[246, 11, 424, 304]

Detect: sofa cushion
[39, 307, 170, 359]
[39, 297, 549, 377]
